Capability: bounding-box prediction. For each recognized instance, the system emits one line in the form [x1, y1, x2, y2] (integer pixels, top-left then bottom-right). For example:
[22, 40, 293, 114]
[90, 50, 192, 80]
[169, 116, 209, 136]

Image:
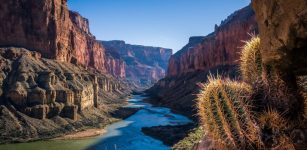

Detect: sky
[68, 0, 251, 53]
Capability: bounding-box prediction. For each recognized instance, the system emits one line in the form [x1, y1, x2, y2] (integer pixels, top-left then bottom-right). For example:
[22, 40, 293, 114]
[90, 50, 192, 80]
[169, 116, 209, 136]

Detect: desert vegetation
[194, 36, 307, 149]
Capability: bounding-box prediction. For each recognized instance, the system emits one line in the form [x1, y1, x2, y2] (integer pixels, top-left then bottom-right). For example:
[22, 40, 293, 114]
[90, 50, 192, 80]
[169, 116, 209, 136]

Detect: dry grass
[172, 127, 203, 150]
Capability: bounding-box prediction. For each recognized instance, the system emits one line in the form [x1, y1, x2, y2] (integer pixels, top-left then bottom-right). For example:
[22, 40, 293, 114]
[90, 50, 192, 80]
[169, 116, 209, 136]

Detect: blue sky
[68, 0, 251, 52]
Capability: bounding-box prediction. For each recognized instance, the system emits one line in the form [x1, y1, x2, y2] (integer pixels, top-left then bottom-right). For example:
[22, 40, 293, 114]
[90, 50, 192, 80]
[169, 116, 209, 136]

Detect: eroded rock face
[147, 5, 258, 117]
[69, 11, 91, 35]
[0, 47, 128, 120]
[101, 40, 172, 87]
[0, 0, 130, 143]
[252, 0, 307, 117]
[0, 0, 125, 77]
[252, 0, 307, 103]
[167, 5, 257, 77]
[252, 0, 307, 76]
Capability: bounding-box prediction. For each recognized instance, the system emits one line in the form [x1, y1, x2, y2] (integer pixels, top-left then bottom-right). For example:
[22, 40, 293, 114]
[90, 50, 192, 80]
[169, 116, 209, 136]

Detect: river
[0, 95, 191, 150]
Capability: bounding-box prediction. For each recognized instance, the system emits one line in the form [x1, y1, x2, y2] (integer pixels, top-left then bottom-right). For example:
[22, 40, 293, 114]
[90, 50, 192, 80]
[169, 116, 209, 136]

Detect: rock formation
[101, 40, 172, 87]
[147, 5, 258, 117]
[0, 0, 125, 78]
[252, 0, 307, 76]
[0, 47, 130, 143]
[0, 0, 130, 143]
[0, 47, 128, 119]
[252, 0, 307, 108]
[167, 6, 257, 77]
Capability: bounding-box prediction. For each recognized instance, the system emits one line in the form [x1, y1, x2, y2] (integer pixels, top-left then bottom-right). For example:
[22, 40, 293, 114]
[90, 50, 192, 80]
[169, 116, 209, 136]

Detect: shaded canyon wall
[101, 40, 172, 87]
[147, 5, 258, 117]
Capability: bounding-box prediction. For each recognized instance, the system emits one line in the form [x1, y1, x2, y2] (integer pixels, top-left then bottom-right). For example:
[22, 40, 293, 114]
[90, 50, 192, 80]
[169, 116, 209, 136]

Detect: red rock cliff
[101, 40, 172, 87]
[167, 5, 258, 77]
[0, 0, 125, 78]
[147, 5, 258, 117]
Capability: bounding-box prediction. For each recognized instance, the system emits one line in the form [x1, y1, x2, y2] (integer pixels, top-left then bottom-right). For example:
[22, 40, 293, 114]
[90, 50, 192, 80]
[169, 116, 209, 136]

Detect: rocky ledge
[0, 47, 131, 143]
[142, 123, 197, 146]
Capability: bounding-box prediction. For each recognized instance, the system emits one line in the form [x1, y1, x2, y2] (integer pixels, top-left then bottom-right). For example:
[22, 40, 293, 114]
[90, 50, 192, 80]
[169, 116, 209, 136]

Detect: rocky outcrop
[101, 40, 172, 87]
[167, 5, 257, 77]
[0, 47, 130, 143]
[0, 0, 132, 144]
[147, 5, 258, 117]
[252, 0, 307, 121]
[252, 0, 307, 99]
[0, 0, 125, 77]
[69, 11, 91, 35]
[252, 0, 307, 76]
[0, 47, 128, 120]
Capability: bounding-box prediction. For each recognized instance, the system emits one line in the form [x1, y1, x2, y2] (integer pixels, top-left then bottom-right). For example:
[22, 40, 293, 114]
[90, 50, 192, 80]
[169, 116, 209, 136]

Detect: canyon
[0, 0, 174, 144]
[0, 0, 132, 143]
[0, 0, 306, 149]
[147, 5, 258, 117]
[101, 40, 172, 88]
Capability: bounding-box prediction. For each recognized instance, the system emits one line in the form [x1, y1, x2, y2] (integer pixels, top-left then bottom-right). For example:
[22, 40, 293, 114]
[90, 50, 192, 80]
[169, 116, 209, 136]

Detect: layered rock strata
[147, 5, 258, 117]
[0, 47, 130, 143]
[101, 40, 172, 87]
[0, 0, 131, 143]
[0, 0, 125, 77]
[1, 47, 127, 120]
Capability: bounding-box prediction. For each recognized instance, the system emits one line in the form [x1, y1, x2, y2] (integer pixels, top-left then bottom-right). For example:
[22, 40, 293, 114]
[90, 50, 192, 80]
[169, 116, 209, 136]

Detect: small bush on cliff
[240, 36, 262, 84]
[197, 76, 260, 149]
[172, 127, 203, 150]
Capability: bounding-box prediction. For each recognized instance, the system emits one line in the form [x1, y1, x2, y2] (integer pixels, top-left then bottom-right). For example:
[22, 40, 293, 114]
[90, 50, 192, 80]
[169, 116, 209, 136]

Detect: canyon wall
[101, 40, 172, 87]
[252, 0, 307, 115]
[0, 0, 125, 78]
[147, 5, 258, 117]
[0, 0, 130, 143]
[167, 5, 257, 77]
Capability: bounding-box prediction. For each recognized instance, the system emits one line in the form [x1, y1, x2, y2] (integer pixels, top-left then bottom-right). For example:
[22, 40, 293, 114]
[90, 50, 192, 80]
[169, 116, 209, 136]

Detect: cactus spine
[240, 36, 262, 83]
[197, 76, 259, 148]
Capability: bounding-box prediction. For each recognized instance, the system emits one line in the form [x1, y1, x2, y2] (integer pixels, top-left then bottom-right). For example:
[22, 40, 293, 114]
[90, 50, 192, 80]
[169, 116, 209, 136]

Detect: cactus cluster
[196, 35, 302, 149]
[197, 76, 259, 148]
[239, 36, 262, 83]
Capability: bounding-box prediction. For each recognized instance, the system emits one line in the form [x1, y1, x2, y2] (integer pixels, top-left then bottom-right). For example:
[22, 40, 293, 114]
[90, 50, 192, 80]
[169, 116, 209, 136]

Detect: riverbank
[0, 93, 135, 144]
[141, 95, 200, 147]
[52, 107, 141, 141]
[0, 95, 192, 150]
[142, 123, 197, 146]
[53, 128, 106, 140]
[86, 95, 192, 150]
[142, 96, 197, 120]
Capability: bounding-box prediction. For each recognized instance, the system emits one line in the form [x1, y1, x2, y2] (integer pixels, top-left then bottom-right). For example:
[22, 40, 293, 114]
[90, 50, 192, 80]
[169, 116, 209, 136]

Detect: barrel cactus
[197, 76, 260, 148]
[240, 36, 262, 83]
